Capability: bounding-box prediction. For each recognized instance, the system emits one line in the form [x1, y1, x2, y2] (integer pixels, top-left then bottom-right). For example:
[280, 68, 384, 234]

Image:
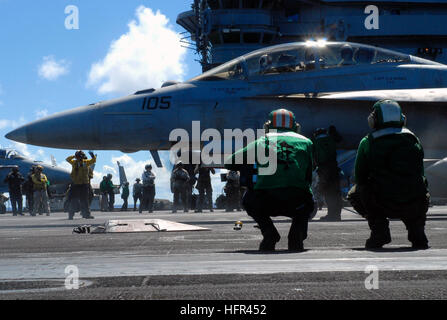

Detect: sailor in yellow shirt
[31, 165, 50, 216]
[66, 150, 96, 220]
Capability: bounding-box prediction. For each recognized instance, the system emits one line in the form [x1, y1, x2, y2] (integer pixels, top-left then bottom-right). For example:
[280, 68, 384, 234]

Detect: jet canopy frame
[189, 41, 437, 82]
[0, 149, 26, 160]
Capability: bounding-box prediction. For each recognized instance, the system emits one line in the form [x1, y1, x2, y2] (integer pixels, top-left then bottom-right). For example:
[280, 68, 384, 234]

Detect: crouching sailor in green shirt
[348, 100, 430, 250]
[225, 109, 314, 252]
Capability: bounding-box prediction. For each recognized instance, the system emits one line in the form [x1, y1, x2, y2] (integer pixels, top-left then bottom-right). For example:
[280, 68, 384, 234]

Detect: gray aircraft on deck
[5, 41, 447, 154]
[5, 41, 447, 198]
[0, 149, 71, 193]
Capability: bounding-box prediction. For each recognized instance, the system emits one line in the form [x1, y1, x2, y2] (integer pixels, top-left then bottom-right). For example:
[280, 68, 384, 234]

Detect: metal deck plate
[91, 219, 209, 233]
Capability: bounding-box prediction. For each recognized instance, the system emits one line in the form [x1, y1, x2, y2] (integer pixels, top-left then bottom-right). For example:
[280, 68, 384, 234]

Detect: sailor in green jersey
[225, 109, 314, 252]
[348, 100, 430, 249]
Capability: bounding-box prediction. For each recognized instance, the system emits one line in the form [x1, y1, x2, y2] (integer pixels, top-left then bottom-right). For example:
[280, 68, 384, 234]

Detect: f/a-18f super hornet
[5, 41, 447, 163]
[0, 149, 71, 193]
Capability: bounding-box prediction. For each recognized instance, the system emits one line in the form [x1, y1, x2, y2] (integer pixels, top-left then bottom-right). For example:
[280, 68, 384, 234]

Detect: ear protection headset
[367, 100, 406, 129]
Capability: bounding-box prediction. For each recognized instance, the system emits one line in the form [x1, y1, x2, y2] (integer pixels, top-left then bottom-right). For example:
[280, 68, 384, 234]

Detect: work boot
[210, 209, 214, 212]
[366, 218, 391, 249]
[259, 232, 281, 252]
[172, 210, 177, 213]
[408, 227, 429, 250]
[68, 214, 74, 220]
[288, 219, 307, 252]
[319, 215, 341, 222]
[365, 232, 391, 249]
[288, 231, 305, 252]
[288, 241, 304, 252]
[85, 215, 95, 219]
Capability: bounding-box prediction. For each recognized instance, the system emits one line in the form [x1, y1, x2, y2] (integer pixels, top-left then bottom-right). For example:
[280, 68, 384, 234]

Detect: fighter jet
[0, 149, 71, 193]
[5, 41, 447, 161]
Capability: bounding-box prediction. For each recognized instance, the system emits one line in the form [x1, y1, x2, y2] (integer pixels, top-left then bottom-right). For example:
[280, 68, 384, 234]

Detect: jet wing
[319, 88, 447, 102]
[248, 88, 447, 104]
[0, 165, 19, 170]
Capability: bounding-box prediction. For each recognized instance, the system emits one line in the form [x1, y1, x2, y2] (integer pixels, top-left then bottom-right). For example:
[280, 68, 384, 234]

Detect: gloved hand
[88, 151, 95, 158]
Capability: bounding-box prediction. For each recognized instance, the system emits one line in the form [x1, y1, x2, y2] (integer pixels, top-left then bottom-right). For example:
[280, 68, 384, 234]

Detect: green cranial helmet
[368, 99, 406, 129]
[265, 108, 300, 132]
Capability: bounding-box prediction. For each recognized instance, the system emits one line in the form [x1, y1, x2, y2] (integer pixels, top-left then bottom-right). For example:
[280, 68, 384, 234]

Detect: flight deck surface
[0, 207, 446, 299]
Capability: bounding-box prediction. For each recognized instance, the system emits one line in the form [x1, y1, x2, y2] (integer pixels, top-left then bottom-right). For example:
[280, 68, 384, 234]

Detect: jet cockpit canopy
[189, 41, 440, 81]
[0, 149, 26, 160]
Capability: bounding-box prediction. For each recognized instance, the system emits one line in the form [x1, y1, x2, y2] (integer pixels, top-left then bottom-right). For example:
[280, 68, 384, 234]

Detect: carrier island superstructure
[177, 0, 447, 71]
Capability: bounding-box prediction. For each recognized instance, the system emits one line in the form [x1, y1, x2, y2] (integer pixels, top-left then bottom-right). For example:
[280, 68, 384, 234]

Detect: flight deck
[0, 207, 446, 299]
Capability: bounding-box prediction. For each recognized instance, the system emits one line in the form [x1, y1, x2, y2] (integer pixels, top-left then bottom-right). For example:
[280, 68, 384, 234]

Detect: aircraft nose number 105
[142, 96, 172, 110]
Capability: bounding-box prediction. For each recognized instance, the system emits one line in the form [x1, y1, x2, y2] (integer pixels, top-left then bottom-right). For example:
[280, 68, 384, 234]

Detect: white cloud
[87, 6, 187, 95]
[0, 116, 26, 130]
[38, 56, 70, 81]
[11, 142, 33, 159]
[35, 108, 49, 119]
[102, 165, 117, 175]
[9, 142, 53, 166]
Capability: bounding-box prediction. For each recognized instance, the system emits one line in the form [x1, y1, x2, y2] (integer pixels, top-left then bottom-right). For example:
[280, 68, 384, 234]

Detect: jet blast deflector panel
[91, 219, 210, 233]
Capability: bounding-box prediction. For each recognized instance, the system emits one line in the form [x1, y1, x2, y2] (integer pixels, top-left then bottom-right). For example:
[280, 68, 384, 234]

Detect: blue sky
[0, 1, 224, 202]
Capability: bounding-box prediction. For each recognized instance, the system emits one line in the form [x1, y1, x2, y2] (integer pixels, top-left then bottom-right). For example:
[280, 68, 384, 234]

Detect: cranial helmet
[313, 127, 328, 138]
[145, 164, 152, 170]
[340, 44, 354, 60]
[368, 99, 406, 129]
[259, 54, 272, 70]
[264, 108, 300, 133]
[75, 150, 85, 157]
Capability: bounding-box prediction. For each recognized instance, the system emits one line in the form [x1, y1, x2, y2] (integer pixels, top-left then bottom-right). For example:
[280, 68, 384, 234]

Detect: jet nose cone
[5, 126, 28, 143]
[4, 105, 100, 149]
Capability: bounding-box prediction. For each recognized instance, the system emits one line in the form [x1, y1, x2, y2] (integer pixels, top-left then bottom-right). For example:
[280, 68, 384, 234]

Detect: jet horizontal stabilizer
[150, 150, 163, 168]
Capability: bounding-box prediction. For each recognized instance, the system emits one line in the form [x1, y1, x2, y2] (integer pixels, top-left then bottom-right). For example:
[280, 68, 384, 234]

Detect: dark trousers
[173, 188, 188, 212]
[140, 186, 155, 213]
[348, 184, 429, 246]
[133, 193, 142, 211]
[225, 187, 240, 211]
[69, 184, 91, 218]
[317, 165, 342, 218]
[108, 191, 115, 211]
[10, 193, 23, 215]
[243, 188, 314, 246]
[197, 183, 212, 211]
[26, 192, 34, 215]
[121, 197, 128, 211]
